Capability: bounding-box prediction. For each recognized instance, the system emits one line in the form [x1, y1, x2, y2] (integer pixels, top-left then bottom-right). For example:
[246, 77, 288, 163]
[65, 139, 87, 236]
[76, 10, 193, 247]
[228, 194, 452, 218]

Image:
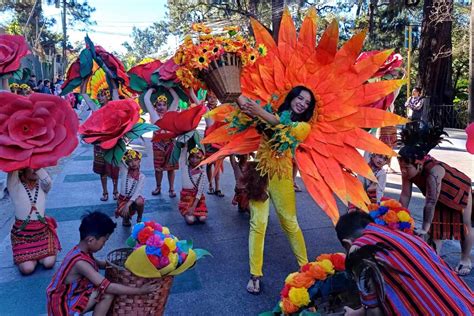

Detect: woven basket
[105, 248, 174, 316]
[201, 52, 242, 103]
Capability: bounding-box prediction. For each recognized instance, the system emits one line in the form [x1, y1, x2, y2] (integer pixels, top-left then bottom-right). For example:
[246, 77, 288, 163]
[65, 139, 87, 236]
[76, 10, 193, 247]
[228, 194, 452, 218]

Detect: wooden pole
[406, 25, 412, 100]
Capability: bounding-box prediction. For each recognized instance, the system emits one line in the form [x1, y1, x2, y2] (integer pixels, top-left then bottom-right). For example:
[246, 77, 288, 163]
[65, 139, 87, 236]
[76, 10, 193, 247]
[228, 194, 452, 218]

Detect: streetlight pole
[405, 25, 413, 100]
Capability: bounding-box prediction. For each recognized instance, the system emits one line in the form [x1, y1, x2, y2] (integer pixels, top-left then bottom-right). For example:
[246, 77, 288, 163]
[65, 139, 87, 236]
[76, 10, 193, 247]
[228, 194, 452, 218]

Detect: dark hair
[398, 122, 447, 164]
[277, 86, 316, 122]
[335, 211, 374, 242]
[413, 86, 422, 93]
[242, 161, 269, 201]
[79, 211, 116, 240]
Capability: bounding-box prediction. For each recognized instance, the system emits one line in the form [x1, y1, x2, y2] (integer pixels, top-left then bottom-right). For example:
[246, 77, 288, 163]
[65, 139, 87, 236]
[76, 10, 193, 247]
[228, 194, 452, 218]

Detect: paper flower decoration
[201, 8, 408, 224]
[0, 35, 30, 75]
[278, 253, 346, 314]
[0, 92, 78, 172]
[124, 220, 210, 278]
[152, 104, 206, 142]
[369, 199, 415, 234]
[128, 59, 163, 93]
[79, 99, 157, 165]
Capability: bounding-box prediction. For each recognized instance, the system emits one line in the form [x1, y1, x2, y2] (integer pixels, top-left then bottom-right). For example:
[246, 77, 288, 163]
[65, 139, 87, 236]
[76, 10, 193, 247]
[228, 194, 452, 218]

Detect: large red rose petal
[153, 105, 206, 142]
[0, 35, 30, 74]
[95, 46, 130, 86]
[79, 99, 140, 149]
[128, 59, 163, 84]
[466, 123, 474, 154]
[0, 92, 79, 172]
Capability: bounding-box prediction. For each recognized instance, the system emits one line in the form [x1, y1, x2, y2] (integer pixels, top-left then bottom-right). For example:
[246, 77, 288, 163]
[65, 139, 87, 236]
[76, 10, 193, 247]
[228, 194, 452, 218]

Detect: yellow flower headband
[20, 84, 29, 89]
[98, 89, 111, 99]
[157, 95, 168, 103]
[10, 83, 19, 89]
[124, 149, 142, 161]
[189, 147, 204, 157]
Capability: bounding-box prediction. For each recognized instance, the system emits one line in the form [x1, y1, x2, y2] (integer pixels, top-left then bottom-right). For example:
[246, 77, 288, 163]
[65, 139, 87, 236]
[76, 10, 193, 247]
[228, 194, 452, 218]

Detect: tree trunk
[417, 0, 454, 116]
[272, 0, 285, 42]
[62, 0, 67, 75]
[469, 0, 474, 122]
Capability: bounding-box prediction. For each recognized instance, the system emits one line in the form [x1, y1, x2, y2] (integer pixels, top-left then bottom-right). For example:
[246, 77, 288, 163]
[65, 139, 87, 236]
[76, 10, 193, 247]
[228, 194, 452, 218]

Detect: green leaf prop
[193, 248, 212, 260]
[85, 35, 96, 58]
[129, 73, 148, 93]
[124, 123, 158, 141]
[197, 88, 207, 101]
[79, 49, 93, 78]
[61, 77, 83, 95]
[178, 99, 188, 110]
[169, 144, 181, 166]
[104, 139, 126, 166]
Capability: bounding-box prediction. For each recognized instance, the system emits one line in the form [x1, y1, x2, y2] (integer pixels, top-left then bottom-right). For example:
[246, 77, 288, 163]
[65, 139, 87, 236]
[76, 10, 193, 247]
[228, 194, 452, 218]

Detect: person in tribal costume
[398, 123, 473, 276]
[47, 211, 157, 316]
[115, 149, 145, 227]
[144, 88, 180, 198]
[8, 168, 60, 275]
[200, 8, 407, 293]
[336, 212, 473, 315]
[178, 145, 208, 225]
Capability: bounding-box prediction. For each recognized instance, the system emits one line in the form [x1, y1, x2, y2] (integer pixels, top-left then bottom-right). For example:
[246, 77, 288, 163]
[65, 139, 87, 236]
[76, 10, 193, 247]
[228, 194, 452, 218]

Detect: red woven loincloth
[430, 206, 466, 241]
[115, 194, 144, 218]
[152, 140, 178, 171]
[178, 189, 207, 217]
[11, 217, 61, 264]
[232, 187, 249, 210]
[92, 145, 119, 179]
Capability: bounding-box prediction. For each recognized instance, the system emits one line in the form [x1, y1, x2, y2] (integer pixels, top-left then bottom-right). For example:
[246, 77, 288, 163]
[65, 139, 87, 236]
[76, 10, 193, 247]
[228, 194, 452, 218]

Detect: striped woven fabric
[353, 224, 473, 315]
[11, 217, 61, 264]
[47, 246, 98, 315]
[178, 188, 207, 217]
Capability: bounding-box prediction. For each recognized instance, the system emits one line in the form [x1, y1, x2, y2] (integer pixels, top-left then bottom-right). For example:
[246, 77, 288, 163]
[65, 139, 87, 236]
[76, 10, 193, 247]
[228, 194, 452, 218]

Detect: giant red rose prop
[357, 51, 403, 78]
[153, 105, 206, 142]
[466, 123, 474, 154]
[79, 99, 140, 149]
[129, 60, 163, 85]
[0, 92, 78, 172]
[95, 45, 130, 86]
[0, 35, 30, 75]
[158, 59, 179, 82]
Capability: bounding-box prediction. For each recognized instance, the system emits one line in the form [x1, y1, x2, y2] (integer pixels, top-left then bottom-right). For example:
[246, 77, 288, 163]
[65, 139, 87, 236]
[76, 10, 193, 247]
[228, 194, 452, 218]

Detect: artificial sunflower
[190, 54, 210, 70]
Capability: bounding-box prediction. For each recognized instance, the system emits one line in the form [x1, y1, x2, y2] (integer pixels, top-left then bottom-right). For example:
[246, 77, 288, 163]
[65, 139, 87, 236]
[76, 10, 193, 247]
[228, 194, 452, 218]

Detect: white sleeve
[375, 169, 387, 203]
[36, 168, 52, 193]
[130, 174, 145, 202]
[7, 171, 20, 190]
[81, 93, 98, 111]
[144, 89, 160, 123]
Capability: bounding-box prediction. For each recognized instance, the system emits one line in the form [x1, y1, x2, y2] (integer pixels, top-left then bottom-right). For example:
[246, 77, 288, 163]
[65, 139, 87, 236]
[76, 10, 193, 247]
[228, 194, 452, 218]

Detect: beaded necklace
[188, 166, 203, 190]
[125, 176, 138, 198]
[17, 181, 45, 232]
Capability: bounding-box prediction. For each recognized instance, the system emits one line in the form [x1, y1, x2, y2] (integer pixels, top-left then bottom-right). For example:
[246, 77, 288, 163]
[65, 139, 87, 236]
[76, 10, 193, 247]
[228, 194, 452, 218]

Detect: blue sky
[43, 0, 168, 53]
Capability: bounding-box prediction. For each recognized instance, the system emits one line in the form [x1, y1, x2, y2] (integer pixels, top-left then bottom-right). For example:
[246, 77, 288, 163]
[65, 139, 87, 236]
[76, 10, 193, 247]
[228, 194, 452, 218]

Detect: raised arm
[168, 87, 180, 112]
[144, 88, 160, 123]
[188, 87, 199, 105]
[422, 165, 445, 232]
[35, 168, 52, 193]
[80, 79, 98, 111]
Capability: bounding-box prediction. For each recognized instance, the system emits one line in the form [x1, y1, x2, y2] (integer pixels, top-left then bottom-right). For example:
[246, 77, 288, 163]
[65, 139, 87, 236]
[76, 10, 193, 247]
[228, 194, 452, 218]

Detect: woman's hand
[240, 99, 264, 117]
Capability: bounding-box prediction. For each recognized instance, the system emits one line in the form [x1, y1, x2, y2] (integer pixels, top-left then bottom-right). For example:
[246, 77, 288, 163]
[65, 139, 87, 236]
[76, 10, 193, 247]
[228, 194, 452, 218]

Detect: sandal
[215, 190, 224, 198]
[113, 192, 119, 200]
[184, 215, 196, 225]
[455, 263, 472, 276]
[152, 186, 161, 196]
[246, 276, 262, 295]
[169, 190, 176, 198]
[100, 192, 109, 202]
[207, 187, 215, 195]
[122, 217, 132, 227]
[293, 183, 302, 192]
[136, 216, 142, 223]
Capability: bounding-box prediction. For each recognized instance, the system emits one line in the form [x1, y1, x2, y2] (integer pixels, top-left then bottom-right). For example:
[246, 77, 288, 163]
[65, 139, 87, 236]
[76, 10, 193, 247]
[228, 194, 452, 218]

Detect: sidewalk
[0, 127, 471, 315]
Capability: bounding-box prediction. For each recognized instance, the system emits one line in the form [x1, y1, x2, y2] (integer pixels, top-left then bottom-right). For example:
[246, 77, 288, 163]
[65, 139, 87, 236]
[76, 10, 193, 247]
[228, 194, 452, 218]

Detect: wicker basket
[201, 53, 242, 103]
[105, 248, 174, 316]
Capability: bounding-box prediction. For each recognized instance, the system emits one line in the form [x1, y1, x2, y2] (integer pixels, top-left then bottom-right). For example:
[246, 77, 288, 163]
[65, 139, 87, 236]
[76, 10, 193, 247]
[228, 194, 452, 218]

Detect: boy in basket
[47, 211, 158, 316]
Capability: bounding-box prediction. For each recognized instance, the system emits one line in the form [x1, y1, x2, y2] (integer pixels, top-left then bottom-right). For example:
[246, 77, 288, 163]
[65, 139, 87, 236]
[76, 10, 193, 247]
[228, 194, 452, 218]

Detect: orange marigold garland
[278, 253, 346, 314]
[368, 199, 415, 234]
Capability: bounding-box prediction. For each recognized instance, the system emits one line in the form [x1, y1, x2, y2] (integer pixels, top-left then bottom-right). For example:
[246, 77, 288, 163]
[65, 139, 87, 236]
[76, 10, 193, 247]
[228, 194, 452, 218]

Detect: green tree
[122, 21, 170, 60]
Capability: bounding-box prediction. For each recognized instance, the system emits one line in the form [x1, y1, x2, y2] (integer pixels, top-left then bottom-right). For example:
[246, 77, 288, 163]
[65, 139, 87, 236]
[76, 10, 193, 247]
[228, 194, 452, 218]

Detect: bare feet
[198, 215, 207, 223]
[455, 260, 472, 276]
[184, 215, 196, 225]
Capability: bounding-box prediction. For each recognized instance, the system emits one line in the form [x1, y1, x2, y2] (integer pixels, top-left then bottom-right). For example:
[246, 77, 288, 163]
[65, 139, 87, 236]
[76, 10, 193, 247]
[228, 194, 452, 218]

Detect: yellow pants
[249, 176, 308, 276]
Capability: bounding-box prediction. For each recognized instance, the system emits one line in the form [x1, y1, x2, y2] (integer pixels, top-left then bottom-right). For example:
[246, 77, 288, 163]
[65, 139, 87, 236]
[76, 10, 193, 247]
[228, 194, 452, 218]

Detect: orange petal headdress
[202, 8, 408, 224]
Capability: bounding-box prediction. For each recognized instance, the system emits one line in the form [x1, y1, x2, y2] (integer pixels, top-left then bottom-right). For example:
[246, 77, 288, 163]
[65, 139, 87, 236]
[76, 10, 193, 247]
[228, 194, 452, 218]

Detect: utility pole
[405, 25, 413, 100]
[62, 0, 67, 75]
[469, 0, 474, 122]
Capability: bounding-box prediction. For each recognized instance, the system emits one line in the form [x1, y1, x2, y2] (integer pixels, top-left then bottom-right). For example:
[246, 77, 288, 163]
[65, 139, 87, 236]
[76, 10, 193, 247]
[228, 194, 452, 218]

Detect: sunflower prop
[201, 8, 408, 223]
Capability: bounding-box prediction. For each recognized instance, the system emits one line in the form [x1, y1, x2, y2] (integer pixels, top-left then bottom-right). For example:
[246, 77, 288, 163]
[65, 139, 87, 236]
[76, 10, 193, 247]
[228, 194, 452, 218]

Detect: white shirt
[179, 148, 206, 199]
[118, 163, 145, 202]
[7, 169, 52, 220]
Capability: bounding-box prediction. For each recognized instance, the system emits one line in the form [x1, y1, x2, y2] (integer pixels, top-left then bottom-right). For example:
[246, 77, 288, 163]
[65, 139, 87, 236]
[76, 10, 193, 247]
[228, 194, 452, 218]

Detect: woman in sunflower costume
[201, 8, 407, 293]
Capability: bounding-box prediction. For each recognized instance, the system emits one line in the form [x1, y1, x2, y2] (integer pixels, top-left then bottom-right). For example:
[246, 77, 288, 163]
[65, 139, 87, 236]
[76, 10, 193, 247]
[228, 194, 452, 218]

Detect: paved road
[0, 127, 472, 315]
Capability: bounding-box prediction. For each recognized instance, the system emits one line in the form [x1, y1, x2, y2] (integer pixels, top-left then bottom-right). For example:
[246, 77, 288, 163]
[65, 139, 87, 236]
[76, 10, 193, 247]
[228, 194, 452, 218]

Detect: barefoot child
[230, 154, 250, 213]
[47, 211, 158, 315]
[8, 168, 60, 275]
[360, 153, 389, 204]
[115, 150, 145, 227]
[178, 146, 207, 225]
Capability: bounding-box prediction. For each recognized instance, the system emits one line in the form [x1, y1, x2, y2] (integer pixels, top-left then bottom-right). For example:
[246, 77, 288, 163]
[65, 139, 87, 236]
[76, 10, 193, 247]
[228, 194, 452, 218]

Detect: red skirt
[11, 217, 61, 264]
[232, 187, 249, 210]
[153, 140, 178, 171]
[93, 145, 119, 179]
[178, 189, 207, 217]
[430, 205, 466, 240]
[379, 126, 397, 149]
[115, 194, 144, 218]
